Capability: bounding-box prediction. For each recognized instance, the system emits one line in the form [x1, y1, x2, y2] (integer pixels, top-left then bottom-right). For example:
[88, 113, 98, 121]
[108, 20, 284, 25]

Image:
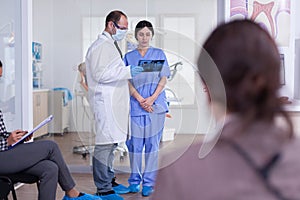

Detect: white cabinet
[48, 90, 70, 134]
[33, 89, 49, 138]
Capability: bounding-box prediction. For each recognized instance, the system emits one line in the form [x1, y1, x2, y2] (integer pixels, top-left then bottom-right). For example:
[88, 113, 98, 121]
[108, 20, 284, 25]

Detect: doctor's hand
[130, 65, 144, 77]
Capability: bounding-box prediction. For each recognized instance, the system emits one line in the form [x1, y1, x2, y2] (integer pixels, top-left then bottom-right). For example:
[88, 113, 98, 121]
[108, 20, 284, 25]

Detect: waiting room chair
[0, 173, 39, 200]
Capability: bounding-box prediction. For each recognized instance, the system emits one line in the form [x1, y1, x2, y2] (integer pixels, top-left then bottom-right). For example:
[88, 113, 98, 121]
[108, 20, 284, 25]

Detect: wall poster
[230, 0, 291, 47]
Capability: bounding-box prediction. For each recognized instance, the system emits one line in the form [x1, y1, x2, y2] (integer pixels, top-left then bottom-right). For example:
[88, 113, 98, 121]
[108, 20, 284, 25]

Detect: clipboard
[138, 60, 165, 72]
[9, 115, 54, 149]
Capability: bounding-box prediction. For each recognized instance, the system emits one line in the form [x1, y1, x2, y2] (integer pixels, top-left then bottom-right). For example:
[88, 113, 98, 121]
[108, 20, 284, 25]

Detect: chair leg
[11, 187, 17, 200]
[1, 173, 38, 200]
[0, 176, 15, 200]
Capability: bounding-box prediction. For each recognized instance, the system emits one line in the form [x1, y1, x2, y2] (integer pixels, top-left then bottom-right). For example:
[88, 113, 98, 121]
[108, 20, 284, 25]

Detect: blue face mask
[112, 28, 127, 41]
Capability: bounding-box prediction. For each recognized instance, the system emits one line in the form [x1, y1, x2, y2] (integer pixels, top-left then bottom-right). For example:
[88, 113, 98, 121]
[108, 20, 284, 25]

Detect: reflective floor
[10, 132, 202, 200]
[10, 173, 150, 200]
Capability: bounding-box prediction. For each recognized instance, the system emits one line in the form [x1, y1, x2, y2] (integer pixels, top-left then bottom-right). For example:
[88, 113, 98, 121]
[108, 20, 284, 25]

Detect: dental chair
[73, 64, 95, 158]
[165, 61, 183, 104]
[168, 61, 183, 81]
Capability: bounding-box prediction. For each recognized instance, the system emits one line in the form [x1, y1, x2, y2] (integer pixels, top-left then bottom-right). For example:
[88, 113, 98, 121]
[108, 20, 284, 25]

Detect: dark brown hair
[134, 20, 154, 40]
[198, 19, 293, 137]
[105, 10, 127, 27]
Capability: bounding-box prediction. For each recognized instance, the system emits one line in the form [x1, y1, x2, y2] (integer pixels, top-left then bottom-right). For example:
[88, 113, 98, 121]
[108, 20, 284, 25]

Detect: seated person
[152, 20, 299, 199]
[0, 60, 101, 200]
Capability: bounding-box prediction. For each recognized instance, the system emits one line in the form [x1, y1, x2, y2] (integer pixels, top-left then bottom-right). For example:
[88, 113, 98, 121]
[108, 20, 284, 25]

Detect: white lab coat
[85, 31, 131, 145]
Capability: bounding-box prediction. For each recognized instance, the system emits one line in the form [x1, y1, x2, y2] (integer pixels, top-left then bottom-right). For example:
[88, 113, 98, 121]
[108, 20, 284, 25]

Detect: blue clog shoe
[128, 184, 140, 193]
[62, 193, 102, 200]
[97, 194, 123, 200]
[142, 186, 154, 197]
[113, 184, 130, 194]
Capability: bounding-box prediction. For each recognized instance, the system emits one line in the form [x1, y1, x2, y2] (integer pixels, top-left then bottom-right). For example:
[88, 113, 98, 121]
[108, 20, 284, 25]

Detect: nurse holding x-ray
[123, 20, 170, 197]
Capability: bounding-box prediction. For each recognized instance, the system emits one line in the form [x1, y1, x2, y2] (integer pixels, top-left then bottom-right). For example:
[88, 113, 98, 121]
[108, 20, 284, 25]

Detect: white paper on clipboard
[10, 115, 53, 148]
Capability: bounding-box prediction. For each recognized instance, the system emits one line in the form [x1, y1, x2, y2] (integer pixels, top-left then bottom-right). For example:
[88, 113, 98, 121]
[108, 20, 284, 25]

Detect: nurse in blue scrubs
[123, 20, 170, 197]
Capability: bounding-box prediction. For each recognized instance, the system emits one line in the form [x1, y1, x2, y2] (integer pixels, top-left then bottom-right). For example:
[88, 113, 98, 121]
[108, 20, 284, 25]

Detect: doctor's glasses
[113, 22, 128, 31]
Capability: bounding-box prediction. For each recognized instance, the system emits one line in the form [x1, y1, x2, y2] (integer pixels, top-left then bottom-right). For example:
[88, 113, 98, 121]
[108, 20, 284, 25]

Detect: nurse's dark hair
[198, 19, 293, 138]
[0, 60, 2, 67]
[135, 20, 154, 40]
[105, 10, 127, 27]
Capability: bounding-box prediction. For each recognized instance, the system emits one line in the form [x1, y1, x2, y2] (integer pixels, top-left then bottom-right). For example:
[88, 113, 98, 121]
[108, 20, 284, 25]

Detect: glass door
[0, 0, 31, 131]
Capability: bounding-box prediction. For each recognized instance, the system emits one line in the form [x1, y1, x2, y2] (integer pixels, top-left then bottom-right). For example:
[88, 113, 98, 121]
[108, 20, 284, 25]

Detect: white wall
[293, 0, 300, 99]
[33, 0, 300, 133]
[296, 0, 300, 39]
[33, 0, 218, 133]
[33, 0, 217, 89]
[277, 0, 296, 99]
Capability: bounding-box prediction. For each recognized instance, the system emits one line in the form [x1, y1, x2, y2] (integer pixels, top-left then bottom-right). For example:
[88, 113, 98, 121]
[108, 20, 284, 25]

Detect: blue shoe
[98, 194, 123, 200]
[142, 186, 154, 197]
[128, 184, 140, 193]
[62, 193, 102, 200]
[113, 184, 130, 194]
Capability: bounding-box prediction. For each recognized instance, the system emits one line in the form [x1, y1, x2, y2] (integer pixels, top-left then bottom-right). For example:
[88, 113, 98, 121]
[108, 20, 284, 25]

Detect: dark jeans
[93, 143, 117, 193]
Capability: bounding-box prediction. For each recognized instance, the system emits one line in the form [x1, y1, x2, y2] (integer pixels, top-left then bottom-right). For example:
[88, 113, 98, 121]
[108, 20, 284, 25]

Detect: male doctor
[85, 10, 143, 200]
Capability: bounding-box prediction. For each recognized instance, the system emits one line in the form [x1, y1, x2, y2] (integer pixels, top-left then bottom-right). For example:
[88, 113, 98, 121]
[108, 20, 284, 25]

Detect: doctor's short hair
[0, 60, 2, 67]
[135, 20, 154, 40]
[105, 10, 127, 28]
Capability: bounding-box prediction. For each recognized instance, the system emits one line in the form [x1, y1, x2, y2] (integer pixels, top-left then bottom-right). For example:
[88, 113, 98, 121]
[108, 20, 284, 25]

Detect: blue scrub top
[124, 47, 170, 116]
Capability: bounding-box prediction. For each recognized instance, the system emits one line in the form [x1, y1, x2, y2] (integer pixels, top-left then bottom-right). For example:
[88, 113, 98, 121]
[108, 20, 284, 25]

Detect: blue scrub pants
[126, 113, 165, 187]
